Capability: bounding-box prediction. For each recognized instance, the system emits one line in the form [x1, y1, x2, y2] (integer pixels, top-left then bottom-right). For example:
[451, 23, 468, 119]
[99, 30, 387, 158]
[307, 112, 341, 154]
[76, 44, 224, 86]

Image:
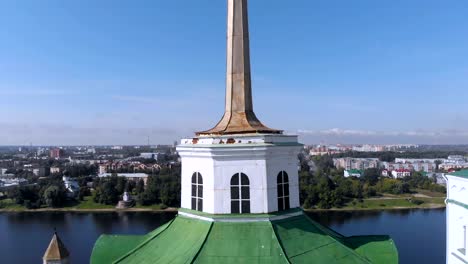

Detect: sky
[1, 0, 468, 146]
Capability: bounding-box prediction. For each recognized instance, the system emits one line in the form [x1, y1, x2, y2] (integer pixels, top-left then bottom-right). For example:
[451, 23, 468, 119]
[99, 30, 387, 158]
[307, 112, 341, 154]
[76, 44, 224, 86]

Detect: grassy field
[67, 196, 115, 210]
[0, 199, 25, 211]
[0, 196, 170, 211]
[339, 193, 446, 210]
[336, 189, 446, 210]
[1, 190, 446, 212]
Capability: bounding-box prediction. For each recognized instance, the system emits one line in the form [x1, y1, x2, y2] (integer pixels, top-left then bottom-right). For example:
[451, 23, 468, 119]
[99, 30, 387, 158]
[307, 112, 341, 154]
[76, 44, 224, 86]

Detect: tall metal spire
[197, 0, 281, 136]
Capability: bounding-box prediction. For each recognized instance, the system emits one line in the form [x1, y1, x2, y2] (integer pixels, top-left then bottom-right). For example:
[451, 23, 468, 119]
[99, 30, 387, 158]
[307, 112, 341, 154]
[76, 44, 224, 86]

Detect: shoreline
[0, 207, 179, 213]
[306, 204, 446, 212]
[0, 204, 446, 213]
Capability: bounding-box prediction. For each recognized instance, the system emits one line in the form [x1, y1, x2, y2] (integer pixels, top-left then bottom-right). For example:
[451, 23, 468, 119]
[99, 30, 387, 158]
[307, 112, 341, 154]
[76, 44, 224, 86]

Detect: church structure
[446, 170, 468, 264]
[43, 231, 70, 264]
[90, 0, 398, 263]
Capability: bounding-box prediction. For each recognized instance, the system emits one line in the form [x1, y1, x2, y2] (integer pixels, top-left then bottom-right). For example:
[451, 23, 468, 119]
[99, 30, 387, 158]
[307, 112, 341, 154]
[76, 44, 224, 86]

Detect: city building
[33, 167, 48, 177]
[391, 169, 411, 179]
[98, 164, 107, 174]
[352, 144, 385, 152]
[37, 148, 47, 156]
[334, 157, 380, 171]
[0, 178, 28, 189]
[50, 167, 61, 174]
[43, 231, 70, 264]
[90, 1, 397, 263]
[445, 170, 468, 264]
[98, 173, 148, 185]
[23, 165, 50, 177]
[381, 161, 436, 173]
[308, 145, 347, 156]
[0, 173, 15, 178]
[87, 148, 96, 154]
[394, 158, 440, 164]
[50, 148, 64, 159]
[446, 155, 466, 164]
[440, 163, 468, 171]
[344, 169, 362, 178]
[140, 152, 160, 160]
[63, 177, 80, 198]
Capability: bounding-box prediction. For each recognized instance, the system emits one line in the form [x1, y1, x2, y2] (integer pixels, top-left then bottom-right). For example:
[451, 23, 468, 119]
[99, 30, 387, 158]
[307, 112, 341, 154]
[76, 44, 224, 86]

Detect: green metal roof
[448, 170, 468, 179]
[346, 169, 362, 174]
[91, 211, 398, 264]
[447, 199, 468, 210]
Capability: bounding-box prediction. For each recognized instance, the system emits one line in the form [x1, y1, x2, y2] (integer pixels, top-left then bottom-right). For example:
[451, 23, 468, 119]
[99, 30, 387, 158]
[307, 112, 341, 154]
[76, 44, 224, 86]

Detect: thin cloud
[0, 89, 72, 96]
[0, 122, 183, 146]
[297, 128, 468, 138]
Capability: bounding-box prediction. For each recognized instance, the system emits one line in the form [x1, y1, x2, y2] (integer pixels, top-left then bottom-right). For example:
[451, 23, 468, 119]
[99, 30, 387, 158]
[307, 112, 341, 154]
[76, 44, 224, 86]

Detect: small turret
[43, 231, 70, 264]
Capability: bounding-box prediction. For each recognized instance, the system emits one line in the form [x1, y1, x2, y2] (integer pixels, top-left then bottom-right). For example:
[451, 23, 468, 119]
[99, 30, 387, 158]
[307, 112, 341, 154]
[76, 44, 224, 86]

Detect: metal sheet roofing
[448, 170, 468, 179]
[90, 211, 398, 264]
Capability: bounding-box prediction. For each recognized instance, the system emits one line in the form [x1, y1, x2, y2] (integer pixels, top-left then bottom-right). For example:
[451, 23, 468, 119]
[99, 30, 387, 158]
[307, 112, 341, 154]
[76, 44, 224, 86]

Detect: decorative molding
[178, 210, 303, 223]
[452, 252, 468, 264]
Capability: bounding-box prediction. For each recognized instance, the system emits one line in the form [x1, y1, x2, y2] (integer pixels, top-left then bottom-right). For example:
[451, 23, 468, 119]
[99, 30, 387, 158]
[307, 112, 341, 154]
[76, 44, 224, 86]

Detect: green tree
[135, 179, 145, 194]
[43, 185, 66, 208]
[362, 168, 380, 185]
[350, 180, 363, 199]
[94, 182, 119, 205]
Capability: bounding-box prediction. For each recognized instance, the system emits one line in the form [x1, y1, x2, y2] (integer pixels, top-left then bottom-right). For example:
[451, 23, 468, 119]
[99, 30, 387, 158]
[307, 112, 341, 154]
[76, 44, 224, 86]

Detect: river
[0, 209, 445, 264]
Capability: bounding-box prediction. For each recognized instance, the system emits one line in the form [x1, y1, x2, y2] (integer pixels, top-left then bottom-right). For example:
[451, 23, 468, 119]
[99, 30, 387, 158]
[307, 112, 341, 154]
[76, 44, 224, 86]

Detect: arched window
[277, 171, 290, 211]
[230, 173, 250, 214]
[191, 172, 203, 211]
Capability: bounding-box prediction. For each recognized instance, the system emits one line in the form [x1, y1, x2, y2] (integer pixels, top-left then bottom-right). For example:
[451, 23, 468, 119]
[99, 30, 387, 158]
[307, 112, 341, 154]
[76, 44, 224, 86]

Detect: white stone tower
[90, 2, 398, 262]
[177, 0, 301, 214]
[445, 171, 468, 264]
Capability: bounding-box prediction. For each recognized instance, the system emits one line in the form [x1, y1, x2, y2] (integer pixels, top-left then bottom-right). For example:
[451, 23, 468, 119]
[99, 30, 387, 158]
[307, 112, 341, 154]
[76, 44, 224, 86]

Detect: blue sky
[1, 0, 468, 145]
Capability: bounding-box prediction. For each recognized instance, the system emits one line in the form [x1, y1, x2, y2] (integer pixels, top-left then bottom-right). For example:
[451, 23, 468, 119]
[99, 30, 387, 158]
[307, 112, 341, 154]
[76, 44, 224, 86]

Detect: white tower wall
[446, 175, 468, 264]
[177, 134, 302, 214]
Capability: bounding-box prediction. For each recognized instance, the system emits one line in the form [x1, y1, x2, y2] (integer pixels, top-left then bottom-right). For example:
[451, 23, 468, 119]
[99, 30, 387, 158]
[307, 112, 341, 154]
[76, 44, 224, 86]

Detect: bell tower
[91, 2, 399, 262]
[177, 0, 301, 214]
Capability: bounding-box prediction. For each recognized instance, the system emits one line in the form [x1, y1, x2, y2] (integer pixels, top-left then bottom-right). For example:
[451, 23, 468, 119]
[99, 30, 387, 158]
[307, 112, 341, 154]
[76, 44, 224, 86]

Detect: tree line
[3, 154, 447, 210]
[300, 155, 446, 209]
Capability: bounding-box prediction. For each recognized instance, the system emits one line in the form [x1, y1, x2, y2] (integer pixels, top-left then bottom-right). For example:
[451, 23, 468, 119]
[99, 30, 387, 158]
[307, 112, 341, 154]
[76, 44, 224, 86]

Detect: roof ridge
[268, 220, 291, 264]
[302, 214, 373, 264]
[113, 218, 176, 263]
[189, 221, 214, 264]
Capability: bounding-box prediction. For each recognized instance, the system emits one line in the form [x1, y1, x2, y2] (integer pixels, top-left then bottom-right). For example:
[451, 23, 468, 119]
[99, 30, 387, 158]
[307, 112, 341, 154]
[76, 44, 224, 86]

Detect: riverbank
[0, 207, 178, 213]
[0, 200, 445, 213]
[307, 195, 446, 211]
[0, 197, 178, 213]
[0, 205, 445, 213]
[1, 191, 446, 213]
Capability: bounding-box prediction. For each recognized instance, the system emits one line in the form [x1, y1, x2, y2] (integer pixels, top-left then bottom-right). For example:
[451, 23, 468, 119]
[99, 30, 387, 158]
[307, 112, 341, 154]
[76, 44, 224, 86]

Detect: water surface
[0, 209, 445, 264]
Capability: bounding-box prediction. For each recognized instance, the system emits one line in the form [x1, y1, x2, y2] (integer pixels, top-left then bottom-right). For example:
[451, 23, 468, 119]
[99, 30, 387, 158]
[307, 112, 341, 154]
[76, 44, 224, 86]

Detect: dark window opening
[191, 172, 203, 211]
[231, 173, 250, 214]
[277, 171, 290, 211]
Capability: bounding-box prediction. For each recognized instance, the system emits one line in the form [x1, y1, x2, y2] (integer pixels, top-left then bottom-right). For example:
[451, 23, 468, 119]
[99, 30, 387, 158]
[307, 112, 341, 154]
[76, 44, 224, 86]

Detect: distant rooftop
[448, 170, 468, 179]
[346, 169, 363, 174]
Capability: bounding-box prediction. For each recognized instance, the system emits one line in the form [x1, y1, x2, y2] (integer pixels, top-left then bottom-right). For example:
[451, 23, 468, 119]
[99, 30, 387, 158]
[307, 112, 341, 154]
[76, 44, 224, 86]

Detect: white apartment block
[333, 158, 380, 171]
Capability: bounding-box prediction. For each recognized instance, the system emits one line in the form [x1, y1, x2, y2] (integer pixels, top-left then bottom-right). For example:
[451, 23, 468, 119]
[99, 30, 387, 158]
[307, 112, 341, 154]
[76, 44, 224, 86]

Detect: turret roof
[43, 232, 70, 261]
